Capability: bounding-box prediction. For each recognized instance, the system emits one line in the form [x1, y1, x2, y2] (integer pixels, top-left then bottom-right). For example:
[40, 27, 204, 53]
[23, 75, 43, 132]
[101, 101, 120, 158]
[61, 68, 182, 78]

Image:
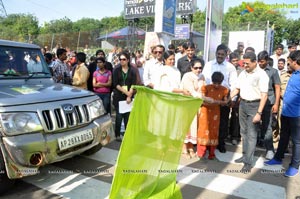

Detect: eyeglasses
[119, 58, 127, 61]
[193, 67, 202, 70]
[154, 51, 163, 54]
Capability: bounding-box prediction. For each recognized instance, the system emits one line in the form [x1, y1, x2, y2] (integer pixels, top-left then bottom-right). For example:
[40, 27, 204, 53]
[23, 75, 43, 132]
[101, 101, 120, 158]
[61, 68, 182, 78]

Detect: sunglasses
[154, 51, 163, 54]
[193, 67, 202, 70]
[119, 58, 127, 61]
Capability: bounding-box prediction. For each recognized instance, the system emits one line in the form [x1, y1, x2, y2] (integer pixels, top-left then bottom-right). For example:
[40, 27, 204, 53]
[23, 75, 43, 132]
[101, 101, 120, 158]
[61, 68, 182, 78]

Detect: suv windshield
[0, 46, 51, 79]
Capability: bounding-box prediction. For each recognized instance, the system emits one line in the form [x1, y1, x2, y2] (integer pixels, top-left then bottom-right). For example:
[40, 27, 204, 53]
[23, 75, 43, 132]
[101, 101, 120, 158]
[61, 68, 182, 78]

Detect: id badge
[122, 85, 128, 91]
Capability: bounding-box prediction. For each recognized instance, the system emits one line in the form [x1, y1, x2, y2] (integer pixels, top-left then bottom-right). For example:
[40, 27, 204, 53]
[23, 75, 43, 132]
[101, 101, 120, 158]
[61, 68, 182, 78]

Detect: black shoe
[240, 164, 252, 173]
[218, 145, 226, 153]
[234, 157, 244, 163]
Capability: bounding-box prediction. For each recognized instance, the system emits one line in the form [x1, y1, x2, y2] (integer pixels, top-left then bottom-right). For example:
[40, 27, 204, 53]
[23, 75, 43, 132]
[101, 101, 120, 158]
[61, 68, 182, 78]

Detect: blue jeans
[274, 116, 300, 169]
[97, 93, 111, 115]
[260, 104, 274, 151]
[239, 100, 260, 165]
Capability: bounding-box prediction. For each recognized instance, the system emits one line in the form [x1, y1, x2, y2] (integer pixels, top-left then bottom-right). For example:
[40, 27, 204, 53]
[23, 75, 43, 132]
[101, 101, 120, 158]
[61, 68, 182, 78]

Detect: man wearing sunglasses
[143, 44, 165, 89]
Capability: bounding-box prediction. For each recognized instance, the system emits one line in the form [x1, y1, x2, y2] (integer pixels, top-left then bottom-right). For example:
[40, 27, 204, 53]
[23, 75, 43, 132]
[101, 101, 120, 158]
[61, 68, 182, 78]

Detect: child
[197, 72, 229, 160]
[180, 59, 205, 159]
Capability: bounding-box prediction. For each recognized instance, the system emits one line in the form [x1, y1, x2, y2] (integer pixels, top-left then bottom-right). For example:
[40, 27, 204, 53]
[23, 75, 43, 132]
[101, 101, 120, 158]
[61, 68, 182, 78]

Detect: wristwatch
[257, 112, 262, 115]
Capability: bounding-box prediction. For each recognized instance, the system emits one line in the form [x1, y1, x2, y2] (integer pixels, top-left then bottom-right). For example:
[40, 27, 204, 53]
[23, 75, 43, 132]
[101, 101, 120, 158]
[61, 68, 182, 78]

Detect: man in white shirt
[202, 44, 238, 153]
[270, 44, 287, 71]
[143, 44, 165, 88]
[231, 51, 269, 172]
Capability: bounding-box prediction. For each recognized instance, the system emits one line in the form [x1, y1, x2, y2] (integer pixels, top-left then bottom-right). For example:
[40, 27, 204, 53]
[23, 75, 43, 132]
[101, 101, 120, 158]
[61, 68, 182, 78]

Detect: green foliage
[284, 18, 300, 44]
[1, 2, 299, 51]
[137, 17, 155, 31]
[223, 1, 288, 46]
[99, 16, 127, 34]
[0, 14, 39, 42]
[192, 9, 206, 33]
[73, 18, 102, 32]
[40, 17, 73, 34]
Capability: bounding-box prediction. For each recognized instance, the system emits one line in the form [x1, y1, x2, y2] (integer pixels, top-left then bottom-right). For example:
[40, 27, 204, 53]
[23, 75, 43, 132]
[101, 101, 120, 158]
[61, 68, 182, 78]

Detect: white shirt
[180, 72, 205, 97]
[270, 54, 287, 71]
[236, 66, 269, 100]
[154, 65, 181, 92]
[175, 52, 184, 68]
[143, 58, 164, 86]
[202, 59, 237, 91]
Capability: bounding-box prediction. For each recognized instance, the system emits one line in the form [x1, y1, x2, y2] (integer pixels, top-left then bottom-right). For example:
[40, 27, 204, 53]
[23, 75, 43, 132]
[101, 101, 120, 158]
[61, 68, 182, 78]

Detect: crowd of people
[42, 40, 300, 176]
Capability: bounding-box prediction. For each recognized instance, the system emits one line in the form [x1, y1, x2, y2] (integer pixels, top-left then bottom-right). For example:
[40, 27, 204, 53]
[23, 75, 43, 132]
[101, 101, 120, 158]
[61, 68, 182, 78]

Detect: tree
[99, 16, 127, 35]
[222, 1, 288, 47]
[72, 18, 102, 32]
[0, 14, 39, 42]
[192, 9, 206, 33]
[39, 17, 74, 48]
[72, 18, 103, 49]
[284, 19, 300, 44]
[40, 17, 73, 34]
[136, 17, 155, 32]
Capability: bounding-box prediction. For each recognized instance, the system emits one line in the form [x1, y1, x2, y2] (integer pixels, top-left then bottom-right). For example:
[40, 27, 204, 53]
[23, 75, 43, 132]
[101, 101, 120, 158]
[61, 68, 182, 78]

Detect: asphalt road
[0, 139, 299, 199]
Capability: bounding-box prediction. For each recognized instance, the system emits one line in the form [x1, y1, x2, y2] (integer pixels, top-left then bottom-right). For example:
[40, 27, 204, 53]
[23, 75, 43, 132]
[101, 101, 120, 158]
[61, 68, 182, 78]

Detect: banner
[124, 0, 156, 19]
[109, 86, 203, 199]
[177, 0, 197, 15]
[124, 0, 197, 19]
[174, 24, 190, 40]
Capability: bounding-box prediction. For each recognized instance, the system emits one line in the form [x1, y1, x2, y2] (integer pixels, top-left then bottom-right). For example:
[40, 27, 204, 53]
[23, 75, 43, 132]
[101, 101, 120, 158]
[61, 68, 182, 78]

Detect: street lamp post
[127, 18, 139, 52]
[181, 14, 194, 42]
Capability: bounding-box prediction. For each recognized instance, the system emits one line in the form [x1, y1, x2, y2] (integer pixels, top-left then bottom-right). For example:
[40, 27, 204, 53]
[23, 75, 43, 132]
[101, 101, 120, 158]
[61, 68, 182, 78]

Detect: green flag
[109, 86, 203, 199]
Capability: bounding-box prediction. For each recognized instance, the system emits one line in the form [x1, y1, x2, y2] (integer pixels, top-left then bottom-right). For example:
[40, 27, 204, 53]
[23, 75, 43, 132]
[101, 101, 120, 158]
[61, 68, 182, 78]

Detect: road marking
[22, 146, 286, 199]
[83, 147, 119, 165]
[23, 165, 111, 199]
[177, 165, 286, 199]
[215, 150, 284, 170]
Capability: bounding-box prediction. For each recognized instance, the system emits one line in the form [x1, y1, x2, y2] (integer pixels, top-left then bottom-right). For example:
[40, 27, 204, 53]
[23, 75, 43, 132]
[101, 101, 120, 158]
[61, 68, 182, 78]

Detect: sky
[2, 0, 299, 25]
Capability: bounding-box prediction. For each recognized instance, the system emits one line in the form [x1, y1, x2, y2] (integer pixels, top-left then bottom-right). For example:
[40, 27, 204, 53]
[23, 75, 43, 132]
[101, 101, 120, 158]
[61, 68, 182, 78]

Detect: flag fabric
[109, 86, 203, 199]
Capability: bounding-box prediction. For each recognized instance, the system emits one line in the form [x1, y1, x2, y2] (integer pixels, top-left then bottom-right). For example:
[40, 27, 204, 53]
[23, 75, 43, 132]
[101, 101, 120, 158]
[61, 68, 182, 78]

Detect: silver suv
[0, 40, 113, 192]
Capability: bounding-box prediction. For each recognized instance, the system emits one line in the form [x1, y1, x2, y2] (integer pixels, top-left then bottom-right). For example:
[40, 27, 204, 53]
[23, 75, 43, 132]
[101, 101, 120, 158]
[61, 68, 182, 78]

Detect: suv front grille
[41, 104, 90, 132]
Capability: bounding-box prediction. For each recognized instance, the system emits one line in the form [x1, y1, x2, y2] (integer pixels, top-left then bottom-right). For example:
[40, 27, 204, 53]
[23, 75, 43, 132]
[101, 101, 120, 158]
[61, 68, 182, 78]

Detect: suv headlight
[0, 113, 43, 135]
[88, 99, 105, 119]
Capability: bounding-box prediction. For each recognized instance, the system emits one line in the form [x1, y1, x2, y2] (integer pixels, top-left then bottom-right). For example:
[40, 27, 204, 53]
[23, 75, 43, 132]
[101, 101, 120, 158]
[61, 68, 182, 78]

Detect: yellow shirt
[280, 71, 291, 98]
[72, 63, 90, 89]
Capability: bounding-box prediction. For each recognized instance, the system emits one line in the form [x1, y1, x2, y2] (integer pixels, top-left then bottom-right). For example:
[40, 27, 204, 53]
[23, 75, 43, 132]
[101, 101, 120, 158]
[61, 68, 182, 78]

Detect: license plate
[58, 130, 94, 151]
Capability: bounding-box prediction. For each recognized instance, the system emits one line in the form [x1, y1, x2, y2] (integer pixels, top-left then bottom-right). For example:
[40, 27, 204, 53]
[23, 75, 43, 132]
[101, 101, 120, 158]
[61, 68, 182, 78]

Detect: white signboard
[228, 31, 265, 54]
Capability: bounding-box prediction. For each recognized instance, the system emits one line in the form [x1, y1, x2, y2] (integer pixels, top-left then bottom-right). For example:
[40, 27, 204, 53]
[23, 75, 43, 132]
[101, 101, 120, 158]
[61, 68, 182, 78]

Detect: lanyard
[122, 70, 128, 84]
